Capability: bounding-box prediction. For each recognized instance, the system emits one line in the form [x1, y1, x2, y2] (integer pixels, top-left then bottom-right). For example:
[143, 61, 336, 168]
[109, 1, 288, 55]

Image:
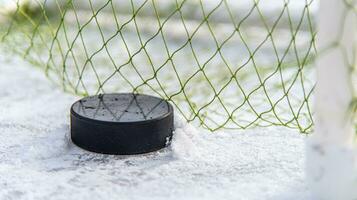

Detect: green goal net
[0, 0, 316, 132]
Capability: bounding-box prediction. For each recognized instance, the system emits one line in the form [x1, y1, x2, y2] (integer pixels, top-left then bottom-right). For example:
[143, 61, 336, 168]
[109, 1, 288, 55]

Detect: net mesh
[0, 0, 317, 132]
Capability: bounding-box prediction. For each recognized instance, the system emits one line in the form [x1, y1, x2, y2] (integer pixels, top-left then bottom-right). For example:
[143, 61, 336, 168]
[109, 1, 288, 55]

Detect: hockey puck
[70, 93, 174, 155]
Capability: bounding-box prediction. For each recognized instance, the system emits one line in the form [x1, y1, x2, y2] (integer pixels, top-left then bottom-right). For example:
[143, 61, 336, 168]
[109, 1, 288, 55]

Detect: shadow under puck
[70, 93, 174, 155]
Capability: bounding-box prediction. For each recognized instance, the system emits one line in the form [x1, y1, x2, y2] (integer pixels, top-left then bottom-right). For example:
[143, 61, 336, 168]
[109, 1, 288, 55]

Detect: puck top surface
[71, 93, 172, 123]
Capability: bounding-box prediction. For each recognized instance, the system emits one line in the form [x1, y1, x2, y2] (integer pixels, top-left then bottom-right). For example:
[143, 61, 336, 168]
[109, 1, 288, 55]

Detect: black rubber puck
[70, 93, 174, 155]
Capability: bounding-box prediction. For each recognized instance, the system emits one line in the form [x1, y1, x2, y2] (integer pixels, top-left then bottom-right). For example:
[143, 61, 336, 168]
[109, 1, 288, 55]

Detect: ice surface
[0, 54, 311, 199]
